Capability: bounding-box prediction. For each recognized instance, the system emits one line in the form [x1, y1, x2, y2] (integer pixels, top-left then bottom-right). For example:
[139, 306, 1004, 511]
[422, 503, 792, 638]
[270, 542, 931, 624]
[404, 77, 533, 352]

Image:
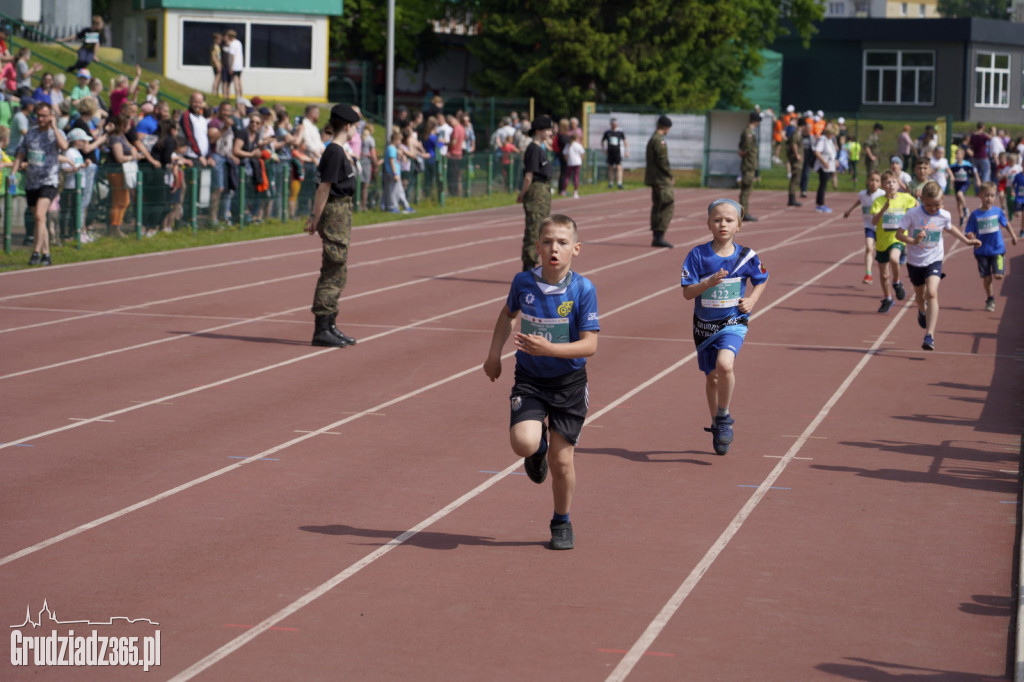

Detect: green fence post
[239, 170, 247, 228]
[135, 168, 143, 239]
[487, 154, 493, 197]
[189, 166, 199, 233]
[3, 186, 10, 254]
[73, 172, 83, 249]
[438, 157, 447, 208]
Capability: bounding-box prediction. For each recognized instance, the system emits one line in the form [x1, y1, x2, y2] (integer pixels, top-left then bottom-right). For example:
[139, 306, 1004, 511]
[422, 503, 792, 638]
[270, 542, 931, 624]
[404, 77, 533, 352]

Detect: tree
[329, 0, 449, 69]
[463, 0, 823, 116]
[937, 0, 1011, 19]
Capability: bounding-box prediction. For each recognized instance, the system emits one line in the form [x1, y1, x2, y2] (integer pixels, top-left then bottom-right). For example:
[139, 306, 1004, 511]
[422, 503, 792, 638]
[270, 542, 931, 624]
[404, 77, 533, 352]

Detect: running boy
[908, 157, 932, 199]
[843, 171, 884, 284]
[964, 182, 1017, 311]
[483, 214, 599, 551]
[896, 181, 981, 350]
[680, 199, 769, 456]
[949, 146, 980, 226]
[871, 170, 916, 312]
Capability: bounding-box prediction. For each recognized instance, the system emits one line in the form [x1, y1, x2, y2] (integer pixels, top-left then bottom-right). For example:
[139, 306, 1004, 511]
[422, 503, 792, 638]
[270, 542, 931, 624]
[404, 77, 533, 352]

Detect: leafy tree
[463, 0, 823, 116]
[329, 0, 448, 69]
[937, 0, 1011, 19]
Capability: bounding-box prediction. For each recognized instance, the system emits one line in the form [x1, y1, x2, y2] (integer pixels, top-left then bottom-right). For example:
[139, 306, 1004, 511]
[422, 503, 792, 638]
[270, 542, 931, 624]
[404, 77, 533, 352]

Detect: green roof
[133, 0, 343, 15]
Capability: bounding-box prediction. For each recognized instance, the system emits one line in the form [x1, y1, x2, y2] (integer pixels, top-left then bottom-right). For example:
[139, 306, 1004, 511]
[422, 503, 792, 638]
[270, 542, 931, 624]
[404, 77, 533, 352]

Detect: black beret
[749, 111, 762, 123]
[657, 115, 673, 128]
[330, 104, 360, 124]
[531, 115, 552, 131]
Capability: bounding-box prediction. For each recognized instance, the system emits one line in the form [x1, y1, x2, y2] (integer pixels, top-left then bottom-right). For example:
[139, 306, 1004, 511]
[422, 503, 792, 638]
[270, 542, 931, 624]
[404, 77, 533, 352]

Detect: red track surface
[2, 188, 1021, 680]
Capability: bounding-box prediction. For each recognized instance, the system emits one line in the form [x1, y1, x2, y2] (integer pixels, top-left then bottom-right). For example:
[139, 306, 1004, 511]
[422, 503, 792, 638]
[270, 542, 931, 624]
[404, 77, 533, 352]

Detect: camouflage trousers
[311, 197, 353, 317]
[739, 170, 755, 214]
[522, 180, 551, 270]
[649, 183, 674, 233]
[788, 161, 801, 197]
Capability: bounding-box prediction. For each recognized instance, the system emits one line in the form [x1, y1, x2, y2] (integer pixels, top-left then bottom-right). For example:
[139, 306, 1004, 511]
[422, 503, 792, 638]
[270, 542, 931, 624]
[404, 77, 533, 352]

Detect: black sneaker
[922, 334, 935, 351]
[877, 298, 893, 313]
[703, 414, 734, 455]
[40, 254, 52, 266]
[917, 310, 926, 328]
[523, 424, 548, 484]
[27, 251, 41, 266]
[893, 281, 906, 301]
[549, 520, 574, 550]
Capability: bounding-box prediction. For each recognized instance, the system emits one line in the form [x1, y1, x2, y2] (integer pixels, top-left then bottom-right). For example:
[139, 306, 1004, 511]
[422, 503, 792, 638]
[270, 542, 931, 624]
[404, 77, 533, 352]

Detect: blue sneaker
[703, 414, 734, 455]
[917, 310, 926, 328]
[922, 334, 935, 351]
[815, 205, 833, 213]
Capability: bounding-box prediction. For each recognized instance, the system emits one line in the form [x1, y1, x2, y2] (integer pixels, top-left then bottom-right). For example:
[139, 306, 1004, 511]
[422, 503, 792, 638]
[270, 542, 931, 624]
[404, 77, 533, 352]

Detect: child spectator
[964, 182, 1018, 312]
[871, 169, 916, 312]
[58, 127, 89, 241]
[999, 153, 1022, 221]
[949, 146, 980, 226]
[564, 135, 585, 199]
[69, 69, 91, 116]
[145, 79, 159, 106]
[896, 181, 981, 350]
[994, 152, 1010, 212]
[680, 199, 769, 455]
[845, 135, 861, 184]
[843, 171, 885, 284]
[385, 130, 413, 214]
[483, 214, 600, 550]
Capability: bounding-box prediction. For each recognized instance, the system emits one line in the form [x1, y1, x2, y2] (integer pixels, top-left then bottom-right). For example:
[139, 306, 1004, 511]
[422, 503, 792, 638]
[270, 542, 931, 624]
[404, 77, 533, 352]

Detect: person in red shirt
[447, 113, 466, 197]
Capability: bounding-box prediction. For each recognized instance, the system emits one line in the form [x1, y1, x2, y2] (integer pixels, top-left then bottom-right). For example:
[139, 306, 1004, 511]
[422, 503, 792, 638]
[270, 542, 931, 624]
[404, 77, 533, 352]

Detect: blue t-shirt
[1013, 172, 1024, 206]
[386, 143, 399, 177]
[136, 115, 159, 136]
[680, 242, 769, 322]
[506, 268, 600, 378]
[966, 207, 1007, 257]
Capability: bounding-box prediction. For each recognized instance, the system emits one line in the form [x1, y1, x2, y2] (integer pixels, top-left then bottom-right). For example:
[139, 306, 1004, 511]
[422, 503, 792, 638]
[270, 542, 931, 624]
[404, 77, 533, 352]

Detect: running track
[2, 188, 1021, 680]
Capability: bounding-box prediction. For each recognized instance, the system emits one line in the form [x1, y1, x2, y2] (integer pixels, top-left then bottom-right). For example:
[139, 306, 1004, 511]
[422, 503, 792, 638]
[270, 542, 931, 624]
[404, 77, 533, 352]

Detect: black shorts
[907, 260, 942, 286]
[26, 185, 58, 207]
[607, 148, 622, 166]
[509, 366, 589, 445]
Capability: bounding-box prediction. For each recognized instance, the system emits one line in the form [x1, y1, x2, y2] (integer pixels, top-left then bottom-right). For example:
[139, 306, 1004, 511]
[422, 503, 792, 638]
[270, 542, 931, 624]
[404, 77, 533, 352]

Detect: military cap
[330, 104, 361, 124]
[531, 115, 553, 131]
[657, 115, 673, 128]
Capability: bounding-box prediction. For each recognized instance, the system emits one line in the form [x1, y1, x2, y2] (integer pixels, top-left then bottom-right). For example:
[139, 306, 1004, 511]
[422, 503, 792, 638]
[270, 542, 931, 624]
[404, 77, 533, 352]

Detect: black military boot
[327, 313, 357, 345]
[651, 231, 673, 248]
[312, 315, 349, 347]
[787, 194, 802, 207]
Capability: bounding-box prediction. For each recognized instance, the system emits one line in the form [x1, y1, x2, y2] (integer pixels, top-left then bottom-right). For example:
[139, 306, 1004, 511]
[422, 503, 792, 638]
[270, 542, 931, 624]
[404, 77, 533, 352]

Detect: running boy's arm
[871, 197, 890, 227]
[513, 329, 598, 360]
[1001, 218, 1019, 246]
[842, 197, 862, 219]
[948, 224, 982, 248]
[681, 268, 728, 300]
[738, 281, 767, 315]
[483, 304, 519, 381]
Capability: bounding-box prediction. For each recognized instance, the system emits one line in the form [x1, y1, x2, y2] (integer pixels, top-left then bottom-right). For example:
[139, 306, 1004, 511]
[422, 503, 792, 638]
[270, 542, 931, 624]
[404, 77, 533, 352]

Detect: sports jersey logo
[587, 312, 598, 321]
[511, 396, 522, 411]
[557, 301, 574, 317]
[524, 293, 535, 305]
[681, 267, 690, 280]
[759, 262, 767, 274]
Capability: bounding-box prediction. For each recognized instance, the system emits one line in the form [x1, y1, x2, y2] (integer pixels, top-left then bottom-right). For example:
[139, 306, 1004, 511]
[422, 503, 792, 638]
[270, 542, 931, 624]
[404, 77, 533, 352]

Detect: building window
[146, 18, 158, 60]
[180, 19, 313, 70]
[863, 50, 934, 105]
[900, 3, 907, 15]
[827, 1, 846, 15]
[975, 51, 1010, 108]
[918, 4, 925, 16]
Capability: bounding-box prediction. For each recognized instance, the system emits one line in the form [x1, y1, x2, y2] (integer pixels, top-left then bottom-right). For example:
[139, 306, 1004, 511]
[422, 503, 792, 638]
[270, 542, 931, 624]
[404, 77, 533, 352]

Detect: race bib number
[701, 277, 742, 308]
[521, 314, 570, 343]
[861, 204, 871, 214]
[881, 211, 904, 231]
[914, 227, 942, 244]
[608, 136, 619, 147]
[976, 216, 1000, 235]
[27, 149, 45, 166]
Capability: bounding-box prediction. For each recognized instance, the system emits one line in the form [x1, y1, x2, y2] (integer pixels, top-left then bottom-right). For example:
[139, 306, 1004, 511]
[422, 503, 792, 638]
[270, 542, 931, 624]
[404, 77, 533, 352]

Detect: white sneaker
[572, 191, 579, 199]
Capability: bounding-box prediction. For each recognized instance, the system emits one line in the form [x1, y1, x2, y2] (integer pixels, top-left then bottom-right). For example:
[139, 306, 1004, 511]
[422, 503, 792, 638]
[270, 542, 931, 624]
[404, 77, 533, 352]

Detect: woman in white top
[813, 124, 838, 213]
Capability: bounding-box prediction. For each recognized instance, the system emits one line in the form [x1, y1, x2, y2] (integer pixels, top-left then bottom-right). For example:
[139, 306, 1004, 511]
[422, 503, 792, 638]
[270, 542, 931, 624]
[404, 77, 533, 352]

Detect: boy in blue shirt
[680, 199, 769, 455]
[964, 182, 1017, 312]
[483, 214, 600, 550]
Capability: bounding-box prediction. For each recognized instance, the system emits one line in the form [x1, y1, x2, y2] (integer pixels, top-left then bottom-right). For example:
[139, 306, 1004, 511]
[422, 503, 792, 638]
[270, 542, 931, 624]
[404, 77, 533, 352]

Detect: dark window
[249, 24, 312, 70]
[181, 20, 245, 68]
[146, 19, 158, 60]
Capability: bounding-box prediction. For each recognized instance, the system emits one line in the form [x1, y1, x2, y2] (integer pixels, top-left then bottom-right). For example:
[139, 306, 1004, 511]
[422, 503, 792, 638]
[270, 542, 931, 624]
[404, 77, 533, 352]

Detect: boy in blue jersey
[964, 182, 1017, 312]
[483, 214, 600, 550]
[680, 199, 769, 455]
[949, 147, 979, 227]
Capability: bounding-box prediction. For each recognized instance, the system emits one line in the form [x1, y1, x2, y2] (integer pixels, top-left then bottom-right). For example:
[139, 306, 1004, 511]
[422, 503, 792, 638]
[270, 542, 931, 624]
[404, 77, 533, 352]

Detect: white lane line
[604, 242, 974, 681]
[0, 226, 657, 381]
[166, 237, 861, 681]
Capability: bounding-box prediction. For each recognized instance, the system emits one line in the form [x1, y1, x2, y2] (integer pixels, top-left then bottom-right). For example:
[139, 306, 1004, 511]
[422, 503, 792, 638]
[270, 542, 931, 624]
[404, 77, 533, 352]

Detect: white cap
[837, 116, 845, 124]
[804, 110, 813, 117]
[786, 104, 795, 113]
[816, 109, 824, 117]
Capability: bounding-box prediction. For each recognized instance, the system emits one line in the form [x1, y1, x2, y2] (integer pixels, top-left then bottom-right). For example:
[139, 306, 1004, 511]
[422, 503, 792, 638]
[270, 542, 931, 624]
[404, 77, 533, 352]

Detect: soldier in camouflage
[517, 115, 553, 271]
[645, 115, 674, 248]
[306, 104, 361, 348]
[787, 118, 806, 207]
[738, 111, 760, 221]
[863, 122, 883, 176]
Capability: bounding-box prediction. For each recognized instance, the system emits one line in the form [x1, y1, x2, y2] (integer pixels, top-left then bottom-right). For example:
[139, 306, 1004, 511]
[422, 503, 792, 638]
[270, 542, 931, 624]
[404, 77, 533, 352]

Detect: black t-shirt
[603, 130, 625, 159]
[316, 142, 355, 197]
[522, 141, 550, 182]
[151, 136, 175, 167]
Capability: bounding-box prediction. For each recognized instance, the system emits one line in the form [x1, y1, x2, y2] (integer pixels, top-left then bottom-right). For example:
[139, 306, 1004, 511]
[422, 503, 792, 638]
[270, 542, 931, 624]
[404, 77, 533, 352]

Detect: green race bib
[521, 314, 570, 343]
[914, 227, 942, 244]
[976, 216, 1000, 235]
[701, 277, 742, 309]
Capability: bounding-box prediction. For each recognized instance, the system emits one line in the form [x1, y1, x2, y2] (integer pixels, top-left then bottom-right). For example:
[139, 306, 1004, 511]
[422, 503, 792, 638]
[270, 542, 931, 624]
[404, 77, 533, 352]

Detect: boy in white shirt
[895, 181, 981, 351]
[928, 146, 954, 196]
[843, 171, 885, 284]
